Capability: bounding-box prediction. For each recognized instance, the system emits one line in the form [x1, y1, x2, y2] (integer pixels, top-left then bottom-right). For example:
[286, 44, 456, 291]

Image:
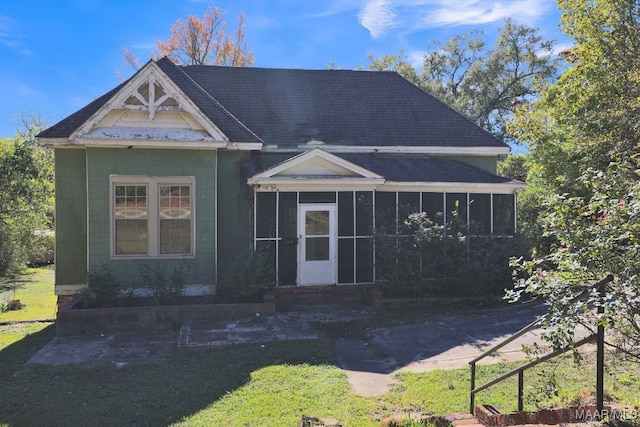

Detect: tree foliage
[368, 19, 558, 143]
[0, 117, 54, 277]
[508, 0, 640, 359]
[123, 6, 253, 71]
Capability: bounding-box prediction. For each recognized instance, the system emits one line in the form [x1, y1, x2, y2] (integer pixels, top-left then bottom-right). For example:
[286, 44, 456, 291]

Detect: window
[111, 176, 195, 258]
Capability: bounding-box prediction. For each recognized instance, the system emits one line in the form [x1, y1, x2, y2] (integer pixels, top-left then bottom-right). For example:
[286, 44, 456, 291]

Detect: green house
[37, 58, 524, 302]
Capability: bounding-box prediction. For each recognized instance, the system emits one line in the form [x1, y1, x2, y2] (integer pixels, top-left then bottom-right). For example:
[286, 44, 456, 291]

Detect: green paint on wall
[54, 149, 88, 287]
[437, 155, 498, 174]
[216, 151, 252, 264]
[85, 147, 217, 288]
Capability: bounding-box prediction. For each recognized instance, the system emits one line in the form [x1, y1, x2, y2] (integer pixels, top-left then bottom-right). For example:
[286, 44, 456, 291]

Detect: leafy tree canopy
[369, 19, 559, 143]
[508, 0, 640, 360]
[122, 6, 253, 73]
[0, 116, 54, 277]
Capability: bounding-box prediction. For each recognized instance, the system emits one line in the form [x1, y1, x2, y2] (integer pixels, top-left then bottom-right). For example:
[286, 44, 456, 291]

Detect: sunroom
[247, 149, 525, 287]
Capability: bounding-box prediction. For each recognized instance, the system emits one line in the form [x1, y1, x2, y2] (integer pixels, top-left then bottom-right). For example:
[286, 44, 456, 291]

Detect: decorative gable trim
[69, 61, 228, 148]
[248, 148, 385, 187]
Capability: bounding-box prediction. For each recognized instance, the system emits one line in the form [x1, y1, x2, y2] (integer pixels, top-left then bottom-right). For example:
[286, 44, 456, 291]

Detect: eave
[261, 144, 511, 156]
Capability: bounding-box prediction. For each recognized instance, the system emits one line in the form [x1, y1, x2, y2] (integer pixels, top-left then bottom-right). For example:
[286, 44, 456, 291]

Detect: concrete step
[273, 285, 367, 309]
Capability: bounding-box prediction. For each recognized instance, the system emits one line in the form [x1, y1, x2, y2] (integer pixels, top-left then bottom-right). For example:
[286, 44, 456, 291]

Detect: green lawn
[0, 266, 57, 324]
[0, 267, 638, 426]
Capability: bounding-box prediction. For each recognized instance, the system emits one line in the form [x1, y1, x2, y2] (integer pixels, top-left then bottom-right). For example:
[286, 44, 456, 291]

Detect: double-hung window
[111, 176, 195, 258]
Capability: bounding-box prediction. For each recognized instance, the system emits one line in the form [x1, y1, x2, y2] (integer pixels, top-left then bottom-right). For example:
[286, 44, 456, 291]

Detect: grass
[0, 267, 638, 426]
[0, 266, 57, 324]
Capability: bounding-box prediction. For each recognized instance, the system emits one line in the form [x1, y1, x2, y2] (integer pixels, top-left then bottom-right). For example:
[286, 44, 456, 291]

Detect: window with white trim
[111, 176, 195, 258]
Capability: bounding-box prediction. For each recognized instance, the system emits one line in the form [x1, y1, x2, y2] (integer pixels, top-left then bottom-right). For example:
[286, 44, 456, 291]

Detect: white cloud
[358, 0, 398, 38]
[417, 0, 550, 28]
[354, 0, 554, 39]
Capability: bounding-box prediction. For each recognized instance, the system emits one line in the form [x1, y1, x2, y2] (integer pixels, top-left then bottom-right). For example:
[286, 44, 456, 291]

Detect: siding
[54, 149, 88, 288]
[216, 150, 252, 265]
[85, 147, 217, 288]
[438, 155, 498, 174]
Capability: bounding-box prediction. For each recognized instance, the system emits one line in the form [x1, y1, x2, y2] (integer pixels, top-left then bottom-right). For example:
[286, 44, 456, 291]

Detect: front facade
[38, 58, 524, 297]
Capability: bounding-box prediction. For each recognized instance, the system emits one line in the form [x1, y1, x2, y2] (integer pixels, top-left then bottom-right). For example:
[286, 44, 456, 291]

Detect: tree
[507, 0, 640, 360]
[123, 6, 253, 71]
[369, 19, 558, 143]
[0, 116, 54, 277]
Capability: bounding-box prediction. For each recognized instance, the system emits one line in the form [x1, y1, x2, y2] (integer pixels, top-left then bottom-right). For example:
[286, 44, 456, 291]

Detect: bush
[140, 263, 191, 304]
[217, 248, 275, 303]
[84, 265, 122, 307]
[28, 230, 55, 266]
[376, 211, 525, 298]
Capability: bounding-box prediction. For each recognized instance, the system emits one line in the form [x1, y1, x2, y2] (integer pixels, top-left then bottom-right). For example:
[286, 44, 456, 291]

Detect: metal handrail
[469, 274, 614, 415]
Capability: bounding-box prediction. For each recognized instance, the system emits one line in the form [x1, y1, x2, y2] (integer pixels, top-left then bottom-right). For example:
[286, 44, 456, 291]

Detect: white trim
[225, 142, 263, 151]
[109, 175, 196, 259]
[380, 181, 525, 193]
[253, 180, 525, 194]
[38, 137, 77, 148]
[260, 144, 511, 156]
[298, 203, 338, 286]
[55, 284, 87, 296]
[69, 62, 229, 145]
[248, 148, 384, 183]
[43, 138, 261, 151]
[76, 137, 227, 149]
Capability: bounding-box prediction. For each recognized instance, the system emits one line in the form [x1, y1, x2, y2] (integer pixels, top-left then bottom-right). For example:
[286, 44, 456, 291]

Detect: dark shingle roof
[38, 84, 124, 139]
[247, 152, 512, 184]
[180, 62, 505, 148]
[341, 155, 512, 183]
[39, 58, 506, 149]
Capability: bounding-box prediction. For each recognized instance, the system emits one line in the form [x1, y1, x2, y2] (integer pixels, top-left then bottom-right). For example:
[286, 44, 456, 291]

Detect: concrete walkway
[29, 301, 584, 397]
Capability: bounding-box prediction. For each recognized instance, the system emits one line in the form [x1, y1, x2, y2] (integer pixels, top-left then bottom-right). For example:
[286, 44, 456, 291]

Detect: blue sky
[0, 0, 573, 139]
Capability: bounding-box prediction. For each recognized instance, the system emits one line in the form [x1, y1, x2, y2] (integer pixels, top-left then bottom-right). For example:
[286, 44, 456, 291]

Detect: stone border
[56, 296, 276, 336]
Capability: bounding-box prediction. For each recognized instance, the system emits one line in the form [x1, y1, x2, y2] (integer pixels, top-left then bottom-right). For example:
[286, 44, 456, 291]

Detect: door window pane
[306, 237, 329, 261]
[306, 210, 329, 235]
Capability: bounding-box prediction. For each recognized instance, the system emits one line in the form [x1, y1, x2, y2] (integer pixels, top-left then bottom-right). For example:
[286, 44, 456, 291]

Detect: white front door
[298, 204, 337, 286]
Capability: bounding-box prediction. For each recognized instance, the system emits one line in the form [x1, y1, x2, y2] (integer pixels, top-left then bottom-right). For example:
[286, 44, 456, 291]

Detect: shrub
[217, 248, 275, 303]
[140, 263, 191, 304]
[375, 211, 525, 298]
[84, 265, 122, 307]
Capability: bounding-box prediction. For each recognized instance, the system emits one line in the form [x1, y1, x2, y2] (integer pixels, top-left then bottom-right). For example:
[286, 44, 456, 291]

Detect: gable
[70, 62, 227, 148]
[39, 59, 262, 150]
[248, 148, 384, 186]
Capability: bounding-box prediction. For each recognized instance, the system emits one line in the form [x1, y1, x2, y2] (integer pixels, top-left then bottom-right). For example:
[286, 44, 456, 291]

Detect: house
[37, 57, 524, 303]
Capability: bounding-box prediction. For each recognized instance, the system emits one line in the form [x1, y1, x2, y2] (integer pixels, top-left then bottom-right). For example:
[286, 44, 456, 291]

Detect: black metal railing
[469, 274, 614, 415]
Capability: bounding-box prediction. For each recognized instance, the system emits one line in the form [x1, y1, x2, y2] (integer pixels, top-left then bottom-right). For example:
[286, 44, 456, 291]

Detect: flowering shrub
[375, 210, 523, 298]
[507, 164, 640, 358]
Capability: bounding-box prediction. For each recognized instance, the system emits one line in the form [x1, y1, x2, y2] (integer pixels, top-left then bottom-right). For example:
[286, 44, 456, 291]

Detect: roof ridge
[158, 58, 263, 143]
